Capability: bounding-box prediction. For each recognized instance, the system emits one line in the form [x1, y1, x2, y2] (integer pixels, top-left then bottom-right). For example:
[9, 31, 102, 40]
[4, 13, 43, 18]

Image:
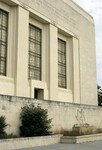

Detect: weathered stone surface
[61, 133, 102, 144]
[0, 95, 101, 135]
[0, 134, 62, 150]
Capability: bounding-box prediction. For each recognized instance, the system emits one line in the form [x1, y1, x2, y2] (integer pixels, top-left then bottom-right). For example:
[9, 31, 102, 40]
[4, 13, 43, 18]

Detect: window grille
[0, 9, 8, 76]
[58, 38, 66, 88]
[29, 24, 42, 80]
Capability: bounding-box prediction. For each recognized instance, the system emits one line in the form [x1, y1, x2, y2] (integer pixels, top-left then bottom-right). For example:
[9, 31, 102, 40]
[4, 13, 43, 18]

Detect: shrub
[19, 104, 52, 137]
[0, 116, 8, 138]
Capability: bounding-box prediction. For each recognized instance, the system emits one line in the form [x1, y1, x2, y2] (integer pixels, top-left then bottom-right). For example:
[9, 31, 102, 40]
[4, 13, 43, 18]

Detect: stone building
[0, 0, 99, 135]
[0, 0, 97, 105]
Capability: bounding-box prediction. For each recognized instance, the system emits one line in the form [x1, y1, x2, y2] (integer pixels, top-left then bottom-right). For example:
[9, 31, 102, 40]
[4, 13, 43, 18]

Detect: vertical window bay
[0, 9, 8, 76]
[58, 39, 66, 88]
[29, 24, 42, 80]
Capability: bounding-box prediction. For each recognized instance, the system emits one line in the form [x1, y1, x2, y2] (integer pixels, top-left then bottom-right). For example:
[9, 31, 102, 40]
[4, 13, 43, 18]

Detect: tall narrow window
[0, 9, 8, 76]
[29, 24, 42, 80]
[58, 39, 66, 88]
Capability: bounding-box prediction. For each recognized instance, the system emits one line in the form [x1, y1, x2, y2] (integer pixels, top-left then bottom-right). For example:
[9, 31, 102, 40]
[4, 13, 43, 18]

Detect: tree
[97, 85, 102, 106]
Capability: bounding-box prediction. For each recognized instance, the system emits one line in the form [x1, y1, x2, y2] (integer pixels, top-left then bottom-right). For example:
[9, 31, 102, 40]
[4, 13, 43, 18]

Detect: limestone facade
[0, 0, 97, 105]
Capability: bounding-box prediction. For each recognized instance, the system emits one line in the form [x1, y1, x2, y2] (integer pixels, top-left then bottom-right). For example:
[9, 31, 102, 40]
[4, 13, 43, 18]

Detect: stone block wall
[0, 95, 102, 135]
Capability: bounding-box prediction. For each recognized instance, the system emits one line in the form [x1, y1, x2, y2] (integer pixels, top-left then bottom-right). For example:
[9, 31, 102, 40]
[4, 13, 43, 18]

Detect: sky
[73, 0, 102, 86]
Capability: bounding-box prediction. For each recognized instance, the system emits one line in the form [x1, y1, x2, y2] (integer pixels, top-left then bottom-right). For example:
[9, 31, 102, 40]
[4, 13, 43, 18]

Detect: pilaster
[15, 6, 29, 97]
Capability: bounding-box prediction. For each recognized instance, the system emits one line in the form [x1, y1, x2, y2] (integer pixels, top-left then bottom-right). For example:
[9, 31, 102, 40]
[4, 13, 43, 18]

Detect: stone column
[72, 37, 80, 103]
[48, 24, 58, 100]
[15, 6, 29, 97]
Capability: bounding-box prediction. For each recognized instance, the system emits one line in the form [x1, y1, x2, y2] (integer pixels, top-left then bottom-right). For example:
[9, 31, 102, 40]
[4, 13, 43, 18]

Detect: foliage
[0, 116, 8, 138]
[19, 104, 52, 137]
[97, 85, 102, 106]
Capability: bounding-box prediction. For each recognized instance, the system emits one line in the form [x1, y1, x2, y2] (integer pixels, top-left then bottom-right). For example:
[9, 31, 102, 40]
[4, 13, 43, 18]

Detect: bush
[0, 116, 8, 138]
[19, 104, 52, 137]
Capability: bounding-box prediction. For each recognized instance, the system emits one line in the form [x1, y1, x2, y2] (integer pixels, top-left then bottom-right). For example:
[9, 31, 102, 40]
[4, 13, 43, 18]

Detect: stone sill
[0, 134, 62, 150]
[61, 133, 102, 144]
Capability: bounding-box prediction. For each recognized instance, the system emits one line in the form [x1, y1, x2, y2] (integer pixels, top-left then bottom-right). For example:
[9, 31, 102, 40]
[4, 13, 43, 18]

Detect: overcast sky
[73, 0, 102, 86]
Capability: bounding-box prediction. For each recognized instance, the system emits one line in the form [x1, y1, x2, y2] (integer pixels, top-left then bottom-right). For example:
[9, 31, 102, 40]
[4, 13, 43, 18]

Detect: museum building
[0, 0, 100, 135]
[0, 0, 97, 105]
